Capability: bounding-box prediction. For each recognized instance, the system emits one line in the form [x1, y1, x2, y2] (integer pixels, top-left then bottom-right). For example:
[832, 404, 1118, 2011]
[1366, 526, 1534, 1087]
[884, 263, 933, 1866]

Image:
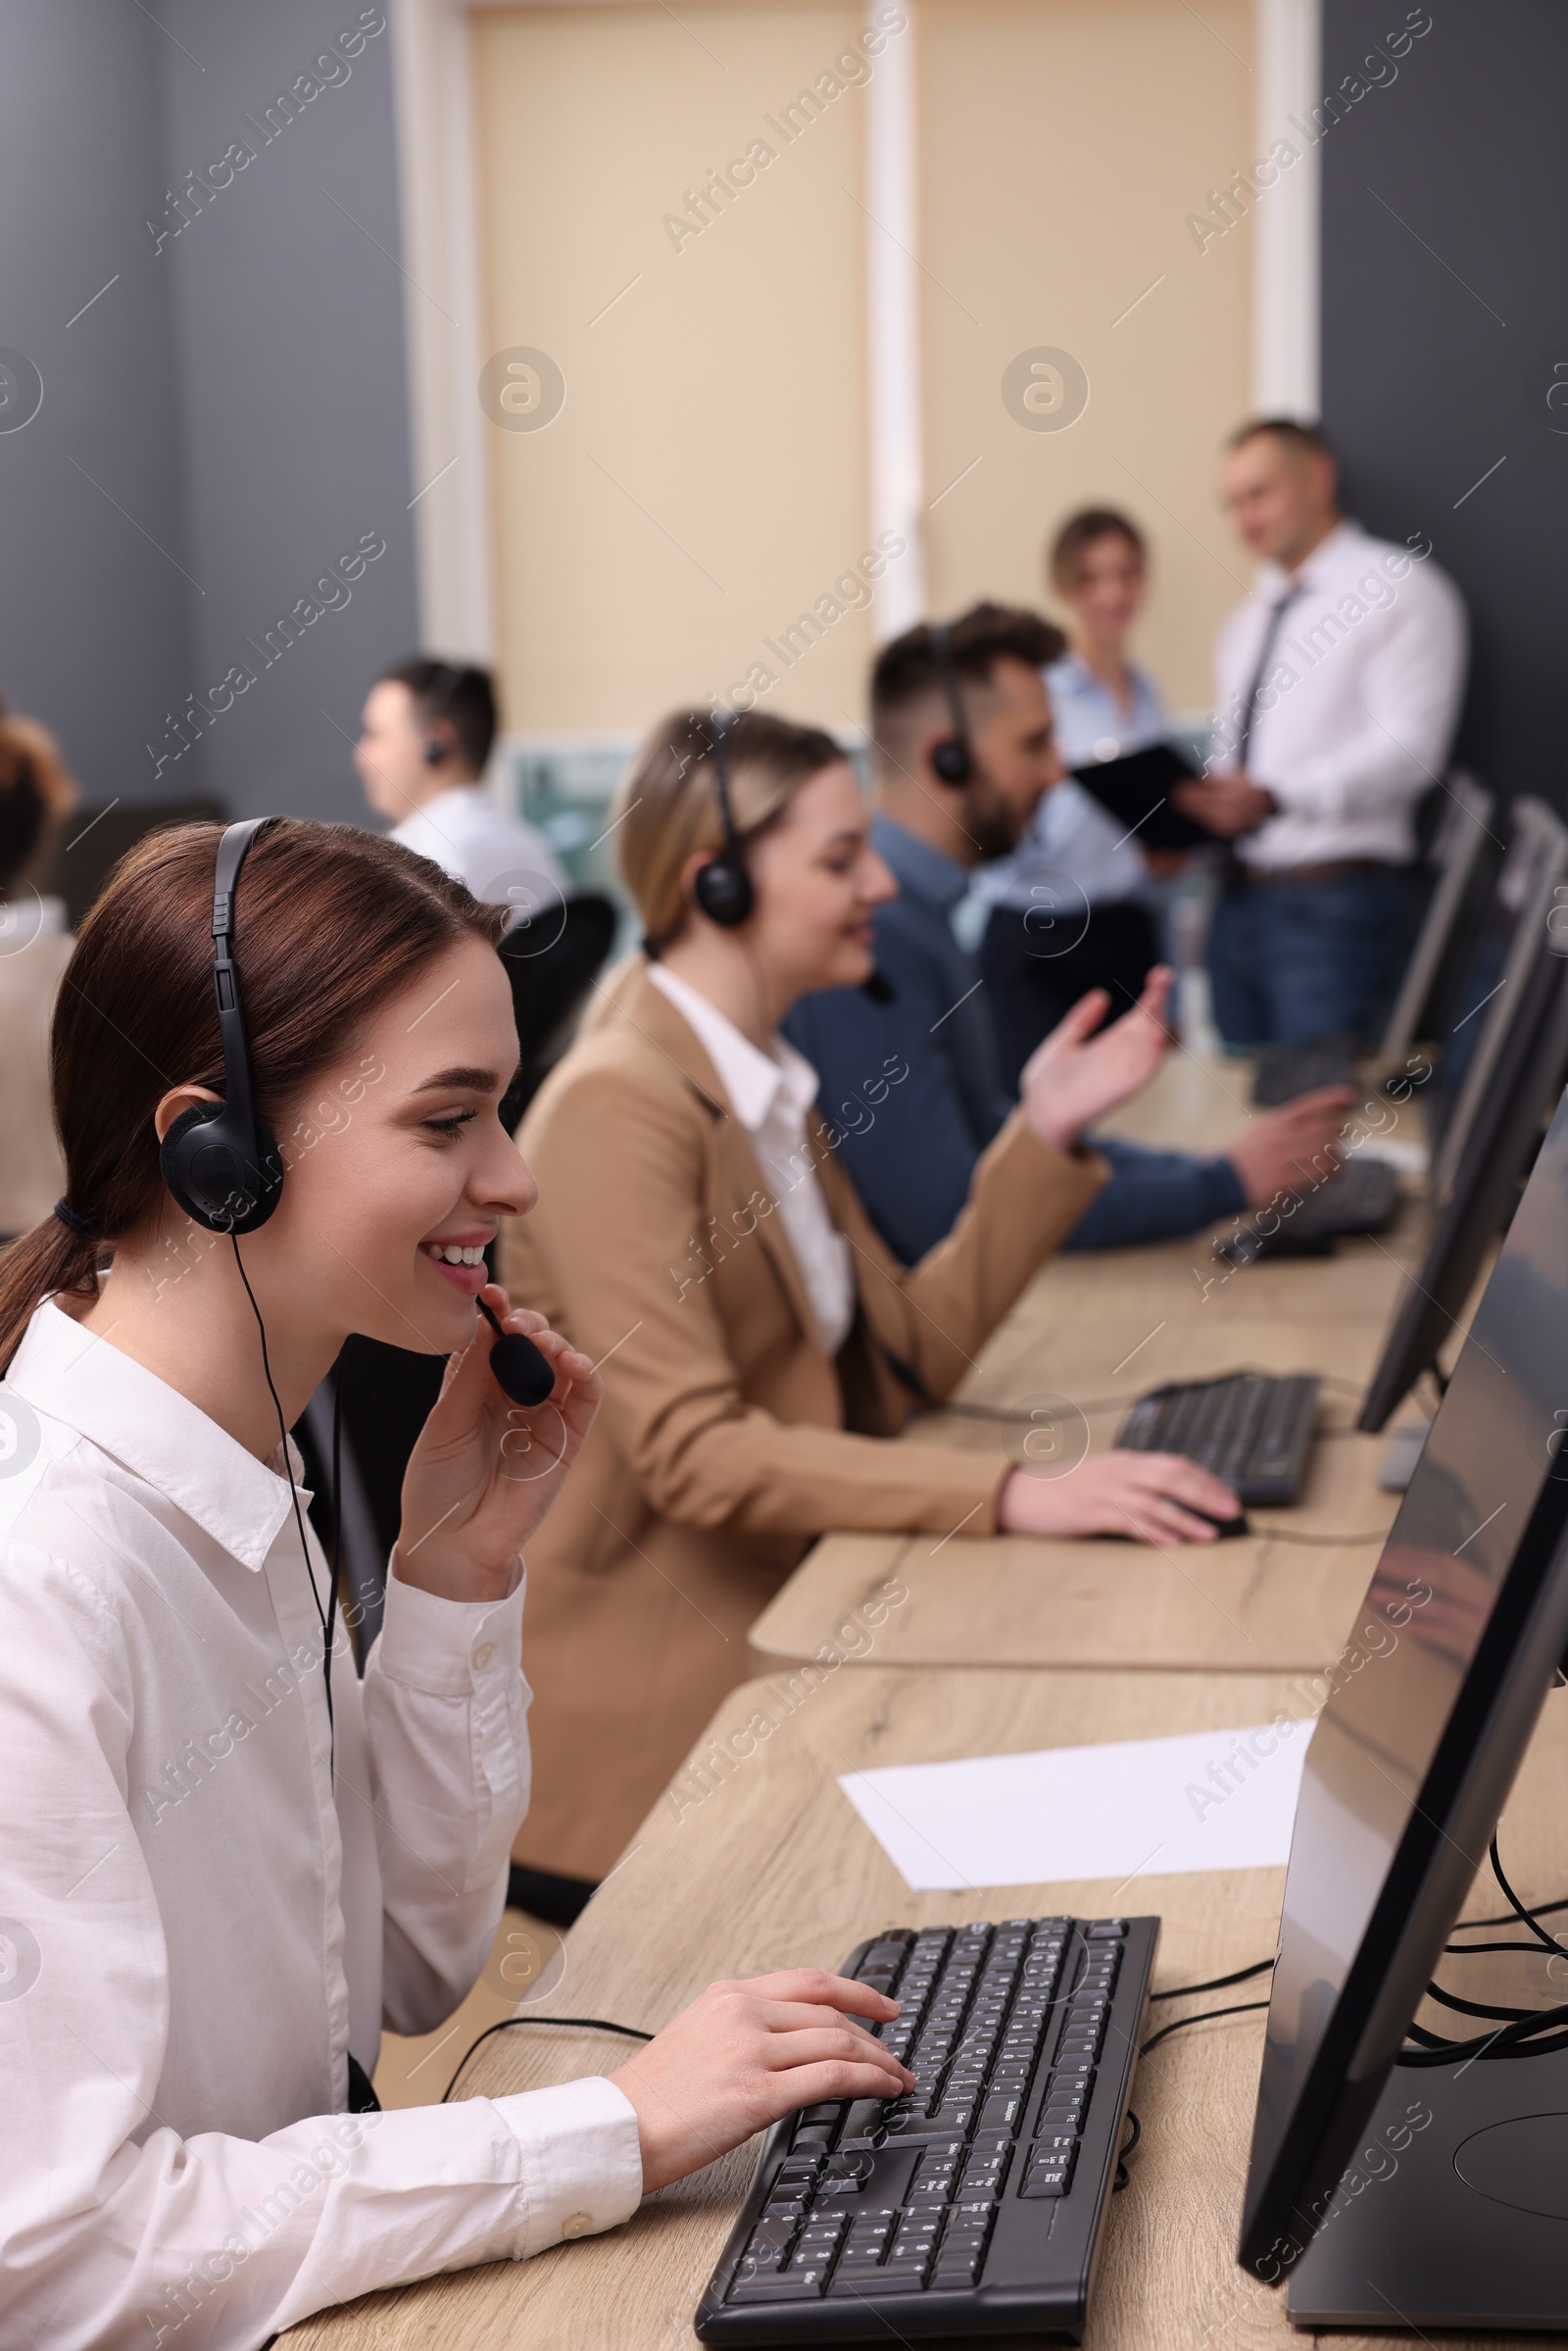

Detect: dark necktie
[1234, 585, 1299, 770]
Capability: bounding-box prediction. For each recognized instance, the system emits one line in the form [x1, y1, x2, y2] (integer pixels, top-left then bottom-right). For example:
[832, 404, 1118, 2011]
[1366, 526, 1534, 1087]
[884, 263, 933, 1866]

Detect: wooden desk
[751, 1205, 1458, 1679]
[287, 1662, 1568, 2350]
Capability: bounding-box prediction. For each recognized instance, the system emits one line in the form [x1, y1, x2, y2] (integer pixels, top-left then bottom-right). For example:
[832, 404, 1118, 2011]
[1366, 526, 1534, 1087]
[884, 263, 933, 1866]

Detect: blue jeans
[1206, 866, 1410, 1046]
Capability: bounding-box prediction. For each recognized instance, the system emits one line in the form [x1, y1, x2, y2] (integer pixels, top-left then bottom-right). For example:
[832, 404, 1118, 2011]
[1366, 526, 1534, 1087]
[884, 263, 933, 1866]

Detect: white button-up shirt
[0, 1301, 642, 2345]
[391, 786, 569, 918]
[1209, 519, 1468, 871]
[649, 964, 857, 1355]
[978, 653, 1171, 911]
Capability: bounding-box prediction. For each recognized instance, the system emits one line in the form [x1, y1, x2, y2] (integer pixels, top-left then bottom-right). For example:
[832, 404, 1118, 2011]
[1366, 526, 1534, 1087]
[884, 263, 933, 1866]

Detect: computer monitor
[1357, 937, 1568, 1435]
[1426, 796, 1568, 1197]
[1238, 1084, 1568, 2328]
[1375, 773, 1496, 1062]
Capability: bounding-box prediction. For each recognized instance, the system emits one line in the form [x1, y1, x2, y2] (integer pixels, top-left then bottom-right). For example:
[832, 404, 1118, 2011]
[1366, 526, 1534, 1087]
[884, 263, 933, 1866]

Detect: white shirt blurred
[1210, 519, 1468, 871]
[391, 785, 569, 923]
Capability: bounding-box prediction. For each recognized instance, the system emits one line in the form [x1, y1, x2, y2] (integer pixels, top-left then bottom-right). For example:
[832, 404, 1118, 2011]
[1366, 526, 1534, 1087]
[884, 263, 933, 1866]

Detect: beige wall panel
[918, 0, 1254, 712]
[473, 2, 886, 738]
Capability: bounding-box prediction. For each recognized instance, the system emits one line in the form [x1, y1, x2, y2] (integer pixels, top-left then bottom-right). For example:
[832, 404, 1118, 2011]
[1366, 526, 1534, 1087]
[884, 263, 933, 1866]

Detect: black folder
[1070, 741, 1218, 853]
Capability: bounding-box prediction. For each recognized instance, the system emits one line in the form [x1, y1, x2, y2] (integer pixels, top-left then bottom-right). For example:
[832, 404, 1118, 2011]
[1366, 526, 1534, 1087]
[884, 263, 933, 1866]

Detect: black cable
[442, 2013, 655, 2103]
[1448, 1893, 1568, 1934]
[1488, 1833, 1564, 1957]
[231, 1234, 334, 1750]
[1112, 2106, 1142, 2190]
[1140, 1999, 1270, 2056]
[1150, 1957, 1276, 2001]
[1400, 1837, 1568, 2064]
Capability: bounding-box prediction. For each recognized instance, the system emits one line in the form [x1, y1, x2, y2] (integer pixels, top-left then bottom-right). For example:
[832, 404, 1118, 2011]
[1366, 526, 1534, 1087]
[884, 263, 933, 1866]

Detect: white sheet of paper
[838, 1721, 1313, 1892]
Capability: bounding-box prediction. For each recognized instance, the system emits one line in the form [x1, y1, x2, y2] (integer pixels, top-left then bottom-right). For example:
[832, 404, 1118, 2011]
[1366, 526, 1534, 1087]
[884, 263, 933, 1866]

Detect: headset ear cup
[932, 737, 972, 785]
[693, 854, 755, 928]
[160, 1102, 284, 1234]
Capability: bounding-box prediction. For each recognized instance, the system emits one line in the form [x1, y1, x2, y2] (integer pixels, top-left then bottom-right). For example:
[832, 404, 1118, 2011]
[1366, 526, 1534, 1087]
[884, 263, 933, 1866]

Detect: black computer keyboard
[1216, 1155, 1402, 1264]
[1250, 1035, 1362, 1105]
[696, 1913, 1156, 2343]
[1117, 1372, 1319, 1505]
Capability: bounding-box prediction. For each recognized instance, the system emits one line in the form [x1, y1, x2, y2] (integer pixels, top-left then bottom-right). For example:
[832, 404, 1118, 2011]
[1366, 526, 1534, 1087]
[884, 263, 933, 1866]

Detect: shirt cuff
[375, 1569, 528, 1700]
[496, 2075, 646, 2255]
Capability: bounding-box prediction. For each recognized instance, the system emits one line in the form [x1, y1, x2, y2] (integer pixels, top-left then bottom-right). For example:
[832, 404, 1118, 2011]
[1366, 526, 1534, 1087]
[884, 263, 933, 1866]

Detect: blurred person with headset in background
[354, 655, 569, 922]
[0, 693, 79, 1240]
[497, 704, 1242, 1918]
[785, 608, 1351, 1267]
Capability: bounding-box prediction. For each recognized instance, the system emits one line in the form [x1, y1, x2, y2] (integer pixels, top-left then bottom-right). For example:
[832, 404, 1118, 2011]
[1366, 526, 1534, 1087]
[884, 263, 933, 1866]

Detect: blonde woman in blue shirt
[977, 508, 1175, 1089]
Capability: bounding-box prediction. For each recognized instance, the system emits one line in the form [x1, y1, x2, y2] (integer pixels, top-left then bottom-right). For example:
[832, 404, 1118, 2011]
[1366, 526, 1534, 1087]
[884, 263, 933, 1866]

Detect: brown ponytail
[0, 817, 505, 1373]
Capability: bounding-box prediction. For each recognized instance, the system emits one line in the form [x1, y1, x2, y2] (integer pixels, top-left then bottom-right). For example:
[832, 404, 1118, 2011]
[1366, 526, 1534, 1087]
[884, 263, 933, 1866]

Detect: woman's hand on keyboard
[999, 1451, 1240, 1543]
[609, 1970, 915, 2192]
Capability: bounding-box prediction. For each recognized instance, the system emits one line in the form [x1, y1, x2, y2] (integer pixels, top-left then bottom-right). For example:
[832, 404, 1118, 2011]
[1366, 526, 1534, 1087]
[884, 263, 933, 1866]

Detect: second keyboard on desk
[696, 1913, 1157, 2342]
[1117, 1372, 1320, 1505]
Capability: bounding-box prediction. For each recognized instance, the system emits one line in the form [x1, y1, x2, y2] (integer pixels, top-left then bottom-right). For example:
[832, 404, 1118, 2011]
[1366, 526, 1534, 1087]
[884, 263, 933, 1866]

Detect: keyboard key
[729, 2264, 831, 2300]
[980, 2091, 1027, 2132]
[1020, 2169, 1072, 2199]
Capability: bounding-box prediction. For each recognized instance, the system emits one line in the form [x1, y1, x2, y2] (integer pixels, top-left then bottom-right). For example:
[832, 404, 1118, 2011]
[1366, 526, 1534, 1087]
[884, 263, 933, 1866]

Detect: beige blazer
[498, 961, 1104, 1880]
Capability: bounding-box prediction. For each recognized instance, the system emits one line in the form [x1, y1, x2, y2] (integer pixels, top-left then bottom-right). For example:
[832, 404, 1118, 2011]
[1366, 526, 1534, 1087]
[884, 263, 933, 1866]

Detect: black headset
[691, 710, 756, 929]
[928, 621, 974, 784]
[422, 661, 466, 768]
[160, 818, 555, 1407]
[160, 818, 285, 1235]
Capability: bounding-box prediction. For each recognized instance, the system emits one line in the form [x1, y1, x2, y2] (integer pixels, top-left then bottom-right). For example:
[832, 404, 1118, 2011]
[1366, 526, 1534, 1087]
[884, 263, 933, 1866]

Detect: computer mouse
[1194, 1508, 1251, 1540]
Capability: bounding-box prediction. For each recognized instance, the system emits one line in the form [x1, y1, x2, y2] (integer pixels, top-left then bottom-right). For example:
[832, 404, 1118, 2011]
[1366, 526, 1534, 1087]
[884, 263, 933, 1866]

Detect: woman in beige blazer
[499, 708, 1235, 1896]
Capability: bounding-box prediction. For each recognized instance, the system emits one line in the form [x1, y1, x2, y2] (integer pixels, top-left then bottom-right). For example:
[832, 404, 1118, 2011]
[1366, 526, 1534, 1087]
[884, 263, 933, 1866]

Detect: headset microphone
[477, 1295, 556, 1407]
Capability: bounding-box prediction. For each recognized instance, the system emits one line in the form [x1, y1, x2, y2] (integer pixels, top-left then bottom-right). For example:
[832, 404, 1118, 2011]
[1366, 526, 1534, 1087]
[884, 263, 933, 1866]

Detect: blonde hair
[614, 708, 842, 950]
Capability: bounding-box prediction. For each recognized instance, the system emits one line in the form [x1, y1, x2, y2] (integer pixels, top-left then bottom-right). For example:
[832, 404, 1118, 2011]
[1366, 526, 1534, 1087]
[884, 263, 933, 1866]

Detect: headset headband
[209, 816, 269, 1140]
[930, 622, 970, 751]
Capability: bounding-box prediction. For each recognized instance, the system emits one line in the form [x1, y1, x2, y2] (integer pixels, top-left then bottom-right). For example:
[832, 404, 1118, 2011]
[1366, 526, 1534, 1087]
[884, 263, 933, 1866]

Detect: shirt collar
[646, 963, 819, 1134]
[7, 1300, 299, 1571]
[1258, 516, 1363, 599]
[870, 811, 970, 911]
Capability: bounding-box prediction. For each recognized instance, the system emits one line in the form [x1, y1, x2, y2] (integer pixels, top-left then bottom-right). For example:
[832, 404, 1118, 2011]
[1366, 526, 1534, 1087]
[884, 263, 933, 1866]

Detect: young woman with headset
[498, 710, 1238, 1910]
[0, 818, 915, 2341]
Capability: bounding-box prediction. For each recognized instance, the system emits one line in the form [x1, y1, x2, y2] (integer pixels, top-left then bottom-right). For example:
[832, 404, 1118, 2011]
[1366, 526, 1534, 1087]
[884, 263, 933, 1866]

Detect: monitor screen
[1240, 1085, 1568, 2276]
[1426, 799, 1568, 1191]
[1357, 951, 1568, 1432]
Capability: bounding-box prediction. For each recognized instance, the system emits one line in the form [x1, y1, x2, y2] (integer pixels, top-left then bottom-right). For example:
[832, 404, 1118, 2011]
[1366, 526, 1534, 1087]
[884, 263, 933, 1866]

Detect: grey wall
[0, 0, 419, 825]
[1321, 1, 1568, 808]
[0, 0, 192, 804]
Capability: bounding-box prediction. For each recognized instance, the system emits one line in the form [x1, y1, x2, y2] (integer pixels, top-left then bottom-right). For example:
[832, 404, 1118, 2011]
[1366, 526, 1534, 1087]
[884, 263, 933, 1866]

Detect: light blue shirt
[978, 652, 1172, 911]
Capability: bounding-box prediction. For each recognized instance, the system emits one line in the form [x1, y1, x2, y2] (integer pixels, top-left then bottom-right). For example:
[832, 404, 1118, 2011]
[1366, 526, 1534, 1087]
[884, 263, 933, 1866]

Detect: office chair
[496, 891, 618, 1132]
[328, 894, 620, 1581]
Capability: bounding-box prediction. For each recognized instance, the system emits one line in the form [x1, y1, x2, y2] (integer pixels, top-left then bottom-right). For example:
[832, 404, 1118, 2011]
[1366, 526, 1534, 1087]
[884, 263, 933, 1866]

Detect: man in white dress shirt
[355, 657, 568, 925]
[1176, 419, 1468, 1046]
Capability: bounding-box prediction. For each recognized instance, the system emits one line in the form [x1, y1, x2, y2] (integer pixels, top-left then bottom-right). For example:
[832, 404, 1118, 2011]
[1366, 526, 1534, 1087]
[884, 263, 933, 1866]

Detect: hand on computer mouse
[1019, 967, 1174, 1154]
[608, 1969, 914, 2193]
[998, 1450, 1241, 1545]
[1226, 1086, 1358, 1209]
